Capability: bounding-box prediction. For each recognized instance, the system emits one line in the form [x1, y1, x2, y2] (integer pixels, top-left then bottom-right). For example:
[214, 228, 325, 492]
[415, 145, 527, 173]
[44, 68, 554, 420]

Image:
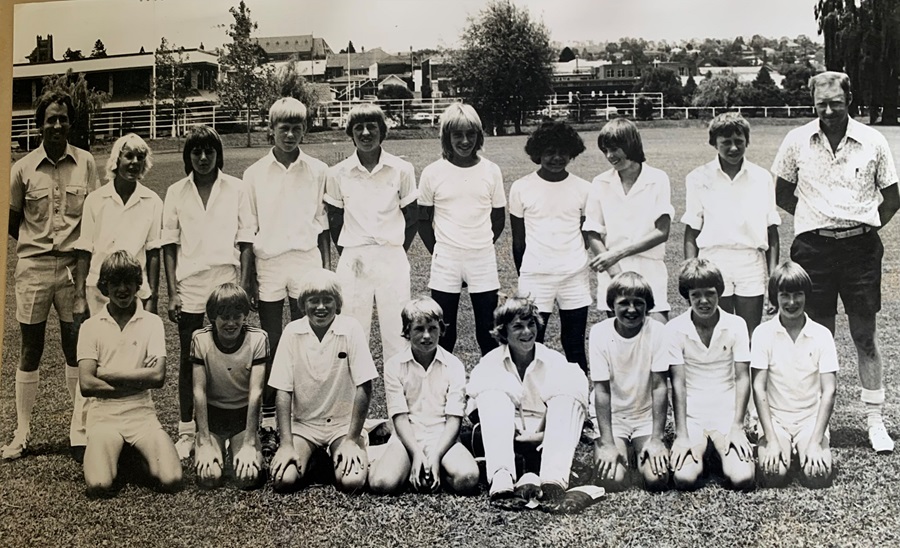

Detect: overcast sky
[12, 0, 822, 62]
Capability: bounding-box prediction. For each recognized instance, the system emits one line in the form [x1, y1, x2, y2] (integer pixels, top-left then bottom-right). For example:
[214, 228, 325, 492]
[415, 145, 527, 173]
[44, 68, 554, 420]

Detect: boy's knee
[725, 465, 756, 492]
[336, 470, 367, 494]
[235, 468, 266, 491]
[799, 467, 834, 490]
[85, 483, 117, 499]
[156, 467, 183, 493]
[274, 464, 301, 494]
[593, 463, 628, 492]
[641, 469, 670, 492]
[368, 469, 405, 495]
[673, 464, 703, 491]
[448, 469, 481, 495]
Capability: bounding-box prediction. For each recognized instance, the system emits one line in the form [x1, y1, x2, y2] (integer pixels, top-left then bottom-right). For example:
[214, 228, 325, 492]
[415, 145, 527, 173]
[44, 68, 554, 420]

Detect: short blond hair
[105, 133, 153, 183]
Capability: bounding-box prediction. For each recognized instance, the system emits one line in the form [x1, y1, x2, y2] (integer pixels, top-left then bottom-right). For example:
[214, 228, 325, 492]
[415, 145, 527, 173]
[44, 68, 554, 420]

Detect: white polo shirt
[666, 309, 750, 423]
[682, 158, 781, 251]
[191, 325, 269, 410]
[268, 315, 378, 429]
[324, 150, 417, 248]
[161, 171, 257, 281]
[589, 317, 669, 421]
[418, 157, 506, 250]
[243, 149, 328, 260]
[384, 346, 467, 437]
[509, 171, 591, 274]
[583, 164, 674, 261]
[771, 118, 899, 235]
[750, 315, 839, 424]
[75, 181, 163, 298]
[77, 301, 166, 403]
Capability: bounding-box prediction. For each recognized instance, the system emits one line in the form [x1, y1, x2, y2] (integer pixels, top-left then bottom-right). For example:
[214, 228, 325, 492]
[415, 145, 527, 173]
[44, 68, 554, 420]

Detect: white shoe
[175, 432, 195, 460]
[1, 429, 30, 460]
[869, 423, 894, 454]
[489, 470, 515, 499]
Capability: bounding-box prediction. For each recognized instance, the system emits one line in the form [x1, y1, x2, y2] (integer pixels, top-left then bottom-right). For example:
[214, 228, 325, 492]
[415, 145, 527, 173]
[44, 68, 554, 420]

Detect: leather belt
[811, 225, 872, 239]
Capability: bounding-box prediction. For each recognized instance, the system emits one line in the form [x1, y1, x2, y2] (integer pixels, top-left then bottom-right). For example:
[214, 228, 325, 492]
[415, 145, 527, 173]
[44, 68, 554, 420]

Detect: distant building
[551, 60, 691, 95]
[255, 35, 333, 62]
[326, 48, 414, 100]
[695, 65, 785, 87]
[26, 34, 55, 64]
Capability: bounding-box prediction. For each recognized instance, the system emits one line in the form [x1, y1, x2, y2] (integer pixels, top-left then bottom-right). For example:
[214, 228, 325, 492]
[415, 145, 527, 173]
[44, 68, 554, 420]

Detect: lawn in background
[2, 121, 900, 546]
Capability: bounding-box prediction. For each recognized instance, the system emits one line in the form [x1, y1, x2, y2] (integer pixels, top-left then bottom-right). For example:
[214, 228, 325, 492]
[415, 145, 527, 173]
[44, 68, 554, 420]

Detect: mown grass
[2, 121, 900, 547]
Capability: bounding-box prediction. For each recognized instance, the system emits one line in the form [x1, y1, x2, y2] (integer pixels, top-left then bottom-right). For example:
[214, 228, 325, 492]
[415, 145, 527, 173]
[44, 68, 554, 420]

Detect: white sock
[861, 388, 885, 428]
[65, 365, 80, 402]
[178, 420, 196, 437]
[15, 370, 40, 435]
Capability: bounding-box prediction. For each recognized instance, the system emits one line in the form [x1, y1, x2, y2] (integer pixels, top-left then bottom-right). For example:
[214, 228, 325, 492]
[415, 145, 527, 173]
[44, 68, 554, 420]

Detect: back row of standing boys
[5, 72, 894, 501]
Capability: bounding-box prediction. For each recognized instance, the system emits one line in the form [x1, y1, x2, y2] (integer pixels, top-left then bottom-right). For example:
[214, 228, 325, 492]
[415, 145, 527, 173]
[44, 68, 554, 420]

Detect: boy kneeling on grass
[752, 261, 837, 489]
[77, 251, 181, 497]
[268, 269, 378, 493]
[368, 297, 480, 494]
[191, 283, 268, 490]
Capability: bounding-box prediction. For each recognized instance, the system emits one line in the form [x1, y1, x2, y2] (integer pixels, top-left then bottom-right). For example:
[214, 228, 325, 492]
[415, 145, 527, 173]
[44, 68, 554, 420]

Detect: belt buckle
[833, 226, 866, 240]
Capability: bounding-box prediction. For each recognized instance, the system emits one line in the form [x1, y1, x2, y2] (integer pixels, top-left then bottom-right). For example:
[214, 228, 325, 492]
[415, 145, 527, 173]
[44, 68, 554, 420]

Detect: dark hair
[524, 121, 586, 164]
[97, 250, 143, 297]
[767, 261, 812, 310]
[344, 103, 388, 143]
[35, 91, 76, 127]
[182, 125, 224, 175]
[677, 258, 724, 300]
[606, 271, 655, 311]
[707, 112, 751, 146]
[809, 71, 852, 103]
[597, 118, 646, 163]
[401, 297, 446, 340]
[489, 295, 544, 345]
[206, 283, 251, 322]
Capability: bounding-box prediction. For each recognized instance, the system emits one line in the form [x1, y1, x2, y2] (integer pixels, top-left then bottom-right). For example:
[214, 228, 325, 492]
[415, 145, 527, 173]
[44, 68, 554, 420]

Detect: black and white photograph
[1, 0, 899, 545]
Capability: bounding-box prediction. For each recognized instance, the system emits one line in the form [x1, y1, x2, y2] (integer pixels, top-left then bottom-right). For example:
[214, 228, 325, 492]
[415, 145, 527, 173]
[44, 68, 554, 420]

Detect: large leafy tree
[816, 0, 900, 124]
[153, 38, 192, 137]
[39, 70, 109, 150]
[449, 0, 554, 134]
[218, 0, 273, 146]
[634, 66, 684, 106]
[263, 61, 327, 128]
[691, 73, 740, 107]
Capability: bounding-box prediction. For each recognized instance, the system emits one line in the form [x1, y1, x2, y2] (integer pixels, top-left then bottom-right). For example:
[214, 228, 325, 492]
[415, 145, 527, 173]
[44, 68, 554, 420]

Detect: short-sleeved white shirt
[771, 118, 899, 235]
[750, 315, 839, 424]
[268, 315, 378, 429]
[682, 158, 781, 251]
[75, 182, 163, 298]
[589, 317, 669, 420]
[191, 325, 269, 410]
[324, 150, 417, 248]
[582, 164, 674, 261]
[509, 171, 591, 274]
[243, 149, 328, 259]
[666, 309, 750, 424]
[77, 302, 166, 403]
[418, 157, 506, 250]
[161, 171, 256, 281]
[384, 346, 466, 438]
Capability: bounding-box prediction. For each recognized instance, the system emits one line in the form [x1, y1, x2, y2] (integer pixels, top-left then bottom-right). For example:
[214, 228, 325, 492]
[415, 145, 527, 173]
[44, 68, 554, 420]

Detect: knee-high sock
[15, 369, 40, 434]
[67, 365, 87, 446]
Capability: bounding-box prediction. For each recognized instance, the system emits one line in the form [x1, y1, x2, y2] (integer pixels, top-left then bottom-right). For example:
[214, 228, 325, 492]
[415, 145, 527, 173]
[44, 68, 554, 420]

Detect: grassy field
[3, 120, 900, 547]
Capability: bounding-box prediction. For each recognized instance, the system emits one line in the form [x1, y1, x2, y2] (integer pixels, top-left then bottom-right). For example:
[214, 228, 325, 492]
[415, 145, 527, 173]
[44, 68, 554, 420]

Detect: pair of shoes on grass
[869, 423, 894, 454]
[0, 429, 29, 460]
[489, 472, 605, 514]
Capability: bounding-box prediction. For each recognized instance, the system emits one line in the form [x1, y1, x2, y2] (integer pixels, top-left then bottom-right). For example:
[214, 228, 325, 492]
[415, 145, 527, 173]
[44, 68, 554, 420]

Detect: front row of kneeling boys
[79, 250, 836, 501]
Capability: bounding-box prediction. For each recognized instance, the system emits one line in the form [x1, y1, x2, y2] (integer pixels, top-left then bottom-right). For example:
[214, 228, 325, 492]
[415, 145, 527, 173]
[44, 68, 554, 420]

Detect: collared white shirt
[243, 149, 328, 259]
[418, 157, 506, 250]
[383, 345, 466, 435]
[771, 118, 899, 234]
[75, 181, 163, 297]
[682, 158, 780, 251]
[10, 143, 101, 258]
[267, 315, 378, 427]
[324, 150, 417, 248]
[583, 164, 674, 261]
[751, 314, 839, 424]
[509, 171, 591, 274]
[161, 171, 256, 281]
[589, 317, 669, 420]
[666, 309, 750, 422]
[76, 301, 166, 403]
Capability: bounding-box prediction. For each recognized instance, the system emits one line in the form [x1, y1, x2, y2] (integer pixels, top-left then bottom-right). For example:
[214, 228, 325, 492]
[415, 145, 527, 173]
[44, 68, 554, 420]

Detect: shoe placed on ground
[488, 470, 515, 500]
[70, 445, 86, 464]
[868, 423, 895, 454]
[0, 430, 29, 460]
[175, 432, 195, 461]
[260, 427, 279, 461]
[538, 482, 567, 513]
[550, 485, 606, 515]
[513, 472, 541, 501]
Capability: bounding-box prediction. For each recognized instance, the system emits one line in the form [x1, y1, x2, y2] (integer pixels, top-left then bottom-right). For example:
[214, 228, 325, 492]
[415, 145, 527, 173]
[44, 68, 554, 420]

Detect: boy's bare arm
[145, 248, 161, 314]
[402, 203, 418, 251]
[510, 214, 526, 275]
[79, 358, 142, 399]
[593, 380, 620, 479]
[650, 371, 669, 441]
[431, 415, 462, 465]
[98, 355, 166, 390]
[162, 244, 180, 322]
[668, 364, 689, 441]
[346, 381, 373, 443]
[607, 214, 671, 264]
[490, 206, 505, 243]
[391, 413, 427, 487]
[775, 177, 797, 215]
[728, 361, 753, 460]
[417, 205, 436, 254]
[878, 184, 900, 228]
[73, 250, 91, 323]
[192, 364, 212, 441]
[683, 226, 700, 261]
[752, 367, 790, 471]
[811, 372, 837, 448]
[238, 242, 254, 295]
[317, 231, 332, 269]
[243, 364, 266, 449]
[765, 225, 780, 275]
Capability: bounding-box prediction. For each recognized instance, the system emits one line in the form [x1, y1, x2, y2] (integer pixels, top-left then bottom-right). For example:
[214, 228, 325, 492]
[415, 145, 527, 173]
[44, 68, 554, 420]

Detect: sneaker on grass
[0, 429, 29, 460]
[260, 427, 279, 461]
[868, 423, 894, 454]
[175, 432, 195, 461]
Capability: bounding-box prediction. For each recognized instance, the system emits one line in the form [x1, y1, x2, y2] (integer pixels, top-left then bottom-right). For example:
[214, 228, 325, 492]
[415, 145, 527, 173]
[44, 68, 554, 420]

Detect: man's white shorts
[15, 254, 76, 324]
[86, 396, 163, 446]
[518, 269, 592, 313]
[429, 243, 500, 294]
[596, 256, 670, 312]
[256, 248, 322, 302]
[699, 247, 767, 298]
[177, 265, 238, 314]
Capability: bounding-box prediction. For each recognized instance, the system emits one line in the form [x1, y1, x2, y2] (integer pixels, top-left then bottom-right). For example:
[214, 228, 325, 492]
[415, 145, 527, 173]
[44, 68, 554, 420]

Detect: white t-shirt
[589, 317, 670, 420]
[191, 326, 269, 410]
[509, 171, 591, 274]
[750, 315, 839, 424]
[418, 157, 506, 250]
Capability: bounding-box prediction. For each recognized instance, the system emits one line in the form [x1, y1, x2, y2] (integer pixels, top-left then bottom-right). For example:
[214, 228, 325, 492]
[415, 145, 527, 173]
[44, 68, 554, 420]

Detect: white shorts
[518, 269, 592, 313]
[596, 256, 670, 312]
[686, 418, 732, 451]
[699, 247, 767, 298]
[611, 413, 654, 442]
[429, 243, 500, 294]
[256, 248, 322, 302]
[292, 420, 352, 449]
[178, 265, 239, 314]
[756, 413, 828, 452]
[86, 396, 163, 446]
